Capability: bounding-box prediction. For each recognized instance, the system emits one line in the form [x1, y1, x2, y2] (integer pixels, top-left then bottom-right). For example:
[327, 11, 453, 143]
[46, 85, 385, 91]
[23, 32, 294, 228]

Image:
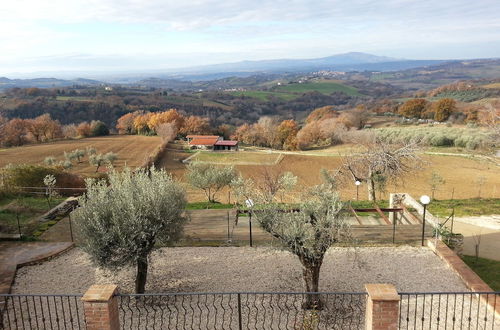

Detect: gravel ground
[8, 247, 500, 329]
[12, 246, 467, 294]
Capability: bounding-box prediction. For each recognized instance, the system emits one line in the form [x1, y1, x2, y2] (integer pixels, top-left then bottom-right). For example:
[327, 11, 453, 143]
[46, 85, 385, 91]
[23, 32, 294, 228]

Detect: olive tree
[72, 149, 85, 163]
[252, 182, 349, 309]
[74, 167, 187, 293]
[186, 162, 237, 202]
[89, 154, 105, 172]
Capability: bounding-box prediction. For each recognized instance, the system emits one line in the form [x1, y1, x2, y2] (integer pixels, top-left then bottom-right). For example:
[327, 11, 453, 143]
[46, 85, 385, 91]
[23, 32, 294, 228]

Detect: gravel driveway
[8, 246, 499, 329]
[12, 246, 467, 294]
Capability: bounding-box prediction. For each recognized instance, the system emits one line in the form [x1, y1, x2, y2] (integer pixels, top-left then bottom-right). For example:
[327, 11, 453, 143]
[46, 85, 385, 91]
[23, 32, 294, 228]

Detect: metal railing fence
[399, 291, 500, 329]
[0, 294, 85, 330]
[117, 292, 367, 329]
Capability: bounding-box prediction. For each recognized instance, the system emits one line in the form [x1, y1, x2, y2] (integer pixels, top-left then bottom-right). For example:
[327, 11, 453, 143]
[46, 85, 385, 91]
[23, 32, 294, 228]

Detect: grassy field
[191, 151, 282, 165]
[159, 147, 500, 203]
[274, 80, 364, 97]
[0, 195, 66, 237]
[482, 82, 500, 89]
[461, 256, 500, 291]
[56, 96, 95, 102]
[428, 199, 500, 217]
[229, 90, 297, 101]
[0, 135, 161, 175]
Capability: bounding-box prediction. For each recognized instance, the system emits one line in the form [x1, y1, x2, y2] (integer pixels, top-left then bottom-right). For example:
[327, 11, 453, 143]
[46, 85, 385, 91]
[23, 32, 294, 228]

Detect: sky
[1, 0, 499, 77]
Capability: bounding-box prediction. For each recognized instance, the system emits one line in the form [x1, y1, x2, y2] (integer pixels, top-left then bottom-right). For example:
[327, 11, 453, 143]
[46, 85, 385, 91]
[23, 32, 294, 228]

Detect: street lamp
[245, 199, 255, 247]
[355, 180, 361, 201]
[420, 195, 431, 246]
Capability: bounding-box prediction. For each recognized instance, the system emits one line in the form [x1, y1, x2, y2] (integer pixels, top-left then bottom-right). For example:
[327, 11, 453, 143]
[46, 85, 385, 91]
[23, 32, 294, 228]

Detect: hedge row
[374, 127, 496, 150]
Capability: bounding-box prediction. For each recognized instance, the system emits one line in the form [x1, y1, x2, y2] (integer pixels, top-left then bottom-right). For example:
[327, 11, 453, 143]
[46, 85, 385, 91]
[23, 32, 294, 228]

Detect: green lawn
[461, 256, 500, 291]
[0, 195, 66, 237]
[193, 151, 282, 165]
[186, 202, 233, 210]
[229, 90, 297, 101]
[56, 96, 95, 102]
[275, 81, 364, 97]
[428, 198, 500, 217]
[350, 200, 390, 209]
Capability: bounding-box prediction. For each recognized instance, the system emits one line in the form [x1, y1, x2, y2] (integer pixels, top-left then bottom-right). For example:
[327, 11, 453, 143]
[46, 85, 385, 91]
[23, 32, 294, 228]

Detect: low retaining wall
[389, 193, 440, 227]
[427, 239, 500, 317]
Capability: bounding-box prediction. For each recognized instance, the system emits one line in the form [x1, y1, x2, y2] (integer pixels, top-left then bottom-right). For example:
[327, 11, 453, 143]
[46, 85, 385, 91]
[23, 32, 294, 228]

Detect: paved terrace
[0, 242, 73, 296]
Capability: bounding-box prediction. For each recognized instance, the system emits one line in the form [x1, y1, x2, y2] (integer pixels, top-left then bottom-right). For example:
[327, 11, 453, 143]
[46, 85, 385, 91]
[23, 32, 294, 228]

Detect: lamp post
[420, 195, 431, 246]
[355, 180, 361, 201]
[245, 199, 255, 247]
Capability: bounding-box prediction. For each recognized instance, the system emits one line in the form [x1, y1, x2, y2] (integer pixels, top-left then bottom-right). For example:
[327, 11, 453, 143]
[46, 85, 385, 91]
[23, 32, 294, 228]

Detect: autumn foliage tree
[305, 106, 338, 123]
[398, 99, 429, 118]
[0, 118, 29, 147]
[116, 111, 141, 134]
[277, 119, 299, 150]
[26, 114, 62, 142]
[432, 98, 457, 122]
[179, 115, 211, 136]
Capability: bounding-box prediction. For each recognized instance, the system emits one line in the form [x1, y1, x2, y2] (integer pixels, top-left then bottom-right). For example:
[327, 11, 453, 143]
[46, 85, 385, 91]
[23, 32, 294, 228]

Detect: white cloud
[0, 0, 498, 72]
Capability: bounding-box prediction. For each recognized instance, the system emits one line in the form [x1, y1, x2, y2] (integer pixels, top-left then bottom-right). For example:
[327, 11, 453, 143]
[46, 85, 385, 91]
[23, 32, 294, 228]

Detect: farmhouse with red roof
[187, 135, 239, 151]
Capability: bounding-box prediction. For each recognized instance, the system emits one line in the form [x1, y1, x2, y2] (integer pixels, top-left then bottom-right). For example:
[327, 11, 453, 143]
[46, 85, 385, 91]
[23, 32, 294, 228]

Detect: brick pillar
[365, 284, 400, 330]
[82, 284, 120, 330]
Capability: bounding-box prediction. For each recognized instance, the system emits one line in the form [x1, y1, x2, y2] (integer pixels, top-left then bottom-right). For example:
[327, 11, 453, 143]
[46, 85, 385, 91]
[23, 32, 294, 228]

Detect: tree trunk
[300, 258, 323, 310]
[368, 177, 376, 201]
[135, 257, 148, 294]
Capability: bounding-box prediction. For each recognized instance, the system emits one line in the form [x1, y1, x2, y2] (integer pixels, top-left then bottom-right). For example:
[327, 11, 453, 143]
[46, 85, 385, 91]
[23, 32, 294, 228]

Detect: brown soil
[159, 150, 500, 202]
[0, 135, 161, 175]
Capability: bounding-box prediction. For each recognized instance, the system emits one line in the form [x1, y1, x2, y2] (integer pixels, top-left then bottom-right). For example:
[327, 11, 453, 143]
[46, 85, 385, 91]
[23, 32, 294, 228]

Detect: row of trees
[116, 109, 211, 137]
[231, 106, 369, 150]
[44, 147, 118, 172]
[75, 166, 347, 309]
[0, 114, 109, 147]
[398, 98, 457, 121]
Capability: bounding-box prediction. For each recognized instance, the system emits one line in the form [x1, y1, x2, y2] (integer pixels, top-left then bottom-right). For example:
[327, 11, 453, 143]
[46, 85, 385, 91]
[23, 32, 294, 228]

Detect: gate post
[82, 284, 120, 330]
[365, 284, 400, 330]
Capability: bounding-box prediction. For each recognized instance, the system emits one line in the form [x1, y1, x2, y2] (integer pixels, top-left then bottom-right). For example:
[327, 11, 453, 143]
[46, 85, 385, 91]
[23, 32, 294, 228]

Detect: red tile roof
[189, 137, 220, 146]
[186, 135, 220, 139]
[215, 140, 238, 146]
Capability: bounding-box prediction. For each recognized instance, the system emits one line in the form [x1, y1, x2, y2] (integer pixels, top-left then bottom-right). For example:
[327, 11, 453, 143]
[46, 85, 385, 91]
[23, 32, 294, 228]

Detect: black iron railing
[0, 294, 85, 330]
[399, 291, 500, 329]
[117, 292, 367, 329]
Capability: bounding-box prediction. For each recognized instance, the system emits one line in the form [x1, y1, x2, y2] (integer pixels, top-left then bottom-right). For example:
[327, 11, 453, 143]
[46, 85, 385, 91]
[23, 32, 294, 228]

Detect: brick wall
[82, 284, 120, 330]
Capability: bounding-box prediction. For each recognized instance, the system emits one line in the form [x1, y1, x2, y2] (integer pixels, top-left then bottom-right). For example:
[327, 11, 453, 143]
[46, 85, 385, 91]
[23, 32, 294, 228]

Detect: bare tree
[254, 168, 298, 203]
[254, 182, 350, 309]
[429, 171, 445, 199]
[336, 136, 423, 201]
[157, 122, 177, 143]
[74, 167, 187, 293]
[475, 176, 487, 198]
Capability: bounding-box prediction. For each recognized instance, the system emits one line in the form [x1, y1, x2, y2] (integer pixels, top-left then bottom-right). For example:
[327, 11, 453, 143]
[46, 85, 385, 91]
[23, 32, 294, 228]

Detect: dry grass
[192, 151, 282, 165]
[0, 135, 161, 175]
[159, 148, 500, 202]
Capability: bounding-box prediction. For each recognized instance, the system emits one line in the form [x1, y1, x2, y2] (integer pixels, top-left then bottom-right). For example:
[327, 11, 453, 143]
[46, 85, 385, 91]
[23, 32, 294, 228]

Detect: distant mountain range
[0, 52, 497, 89]
[0, 77, 101, 89]
[165, 52, 446, 78]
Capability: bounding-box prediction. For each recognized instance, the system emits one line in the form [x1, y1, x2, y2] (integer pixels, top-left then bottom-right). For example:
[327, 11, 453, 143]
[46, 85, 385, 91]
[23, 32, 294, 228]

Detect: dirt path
[444, 216, 500, 260]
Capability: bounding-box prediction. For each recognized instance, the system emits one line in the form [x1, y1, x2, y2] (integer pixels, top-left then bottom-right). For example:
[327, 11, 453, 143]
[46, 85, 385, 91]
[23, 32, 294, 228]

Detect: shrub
[0, 164, 84, 194]
[90, 120, 109, 136]
[44, 156, 56, 166]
